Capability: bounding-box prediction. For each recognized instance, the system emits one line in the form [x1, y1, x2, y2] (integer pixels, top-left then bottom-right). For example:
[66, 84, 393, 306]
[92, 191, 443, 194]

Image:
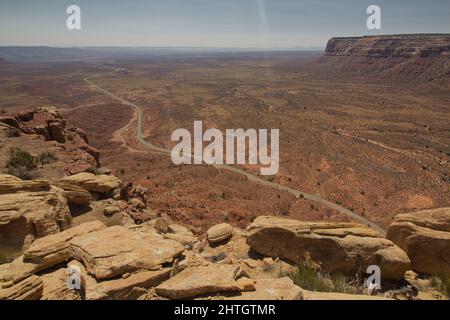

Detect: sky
[0, 0, 449, 48]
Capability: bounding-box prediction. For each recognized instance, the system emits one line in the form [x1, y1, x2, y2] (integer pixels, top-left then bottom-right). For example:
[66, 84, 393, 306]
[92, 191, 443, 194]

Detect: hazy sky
[0, 0, 449, 48]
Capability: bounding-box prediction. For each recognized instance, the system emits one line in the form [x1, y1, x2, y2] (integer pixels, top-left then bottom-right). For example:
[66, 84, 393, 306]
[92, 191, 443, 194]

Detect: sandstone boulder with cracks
[69, 225, 184, 280]
[246, 216, 411, 280]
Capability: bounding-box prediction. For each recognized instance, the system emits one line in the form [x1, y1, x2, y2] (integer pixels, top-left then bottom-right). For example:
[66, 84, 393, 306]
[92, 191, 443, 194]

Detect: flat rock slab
[247, 216, 411, 280]
[62, 172, 121, 193]
[387, 208, 450, 275]
[70, 225, 184, 280]
[156, 264, 250, 299]
[224, 277, 303, 300]
[24, 221, 106, 264]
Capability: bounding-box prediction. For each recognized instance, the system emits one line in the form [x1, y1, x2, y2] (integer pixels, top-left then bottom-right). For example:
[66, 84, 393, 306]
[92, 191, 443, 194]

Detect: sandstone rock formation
[387, 208, 450, 275]
[0, 107, 100, 175]
[0, 174, 72, 259]
[0, 275, 43, 300]
[326, 34, 450, 58]
[69, 225, 184, 279]
[246, 216, 411, 280]
[321, 34, 450, 82]
[61, 172, 121, 194]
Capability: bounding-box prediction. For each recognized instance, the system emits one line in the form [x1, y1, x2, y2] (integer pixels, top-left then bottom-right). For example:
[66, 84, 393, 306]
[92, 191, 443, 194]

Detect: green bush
[5, 148, 57, 180]
[6, 147, 37, 171]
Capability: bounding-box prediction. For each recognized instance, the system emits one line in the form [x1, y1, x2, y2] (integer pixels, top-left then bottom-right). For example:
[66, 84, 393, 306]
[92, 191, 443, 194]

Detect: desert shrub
[37, 151, 58, 164]
[5, 148, 57, 180]
[287, 255, 362, 294]
[6, 147, 37, 171]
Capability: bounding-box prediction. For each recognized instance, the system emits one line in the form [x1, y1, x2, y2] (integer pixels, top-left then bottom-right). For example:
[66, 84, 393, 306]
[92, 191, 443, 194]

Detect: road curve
[84, 71, 387, 236]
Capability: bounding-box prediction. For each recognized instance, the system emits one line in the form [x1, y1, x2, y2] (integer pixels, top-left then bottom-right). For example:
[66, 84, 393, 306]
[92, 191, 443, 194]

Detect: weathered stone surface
[0, 176, 72, 260]
[225, 278, 302, 300]
[156, 264, 251, 299]
[51, 181, 93, 205]
[68, 260, 171, 300]
[0, 256, 43, 284]
[246, 216, 411, 280]
[61, 172, 121, 193]
[69, 226, 184, 280]
[0, 174, 50, 194]
[40, 268, 80, 300]
[24, 221, 106, 265]
[0, 275, 43, 300]
[207, 223, 233, 243]
[386, 208, 450, 275]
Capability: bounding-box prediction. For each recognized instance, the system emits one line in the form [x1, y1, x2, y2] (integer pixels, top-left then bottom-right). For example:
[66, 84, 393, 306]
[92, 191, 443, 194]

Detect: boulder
[246, 216, 411, 280]
[224, 278, 302, 300]
[69, 225, 184, 280]
[386, 208, 450, 275]
[0, 275, 43, 300]
[61, 172, 121, 193]
[207, 223, 233, 243]
[155, 264, 253, 299]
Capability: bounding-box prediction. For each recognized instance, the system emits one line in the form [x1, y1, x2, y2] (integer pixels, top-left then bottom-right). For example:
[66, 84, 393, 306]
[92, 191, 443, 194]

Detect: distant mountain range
[0, 46, 324, 63]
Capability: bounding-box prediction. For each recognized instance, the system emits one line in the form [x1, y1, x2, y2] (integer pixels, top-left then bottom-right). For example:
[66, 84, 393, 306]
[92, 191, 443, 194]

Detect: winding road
[84, 69, 387, 236]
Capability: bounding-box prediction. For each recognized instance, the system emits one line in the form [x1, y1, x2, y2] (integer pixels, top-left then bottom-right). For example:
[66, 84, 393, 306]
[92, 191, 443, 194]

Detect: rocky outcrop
[0, 107, 100, 175]
[61, 172, 121, 194]
[246, 216, 411, 280]
[325, 34, 450, 58]
[68, 260, 171, 300]
[23, 221, 106, 265]
[51, 181, 93, 205]
[386, 208, 450, 275]
[320, 34, 450, 83]
[69, 225, 184, 279]
[0, 174, 72, 259]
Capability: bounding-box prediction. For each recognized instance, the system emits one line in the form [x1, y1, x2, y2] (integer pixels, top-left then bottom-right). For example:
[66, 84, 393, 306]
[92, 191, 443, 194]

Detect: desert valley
[0, 34, 449, 300]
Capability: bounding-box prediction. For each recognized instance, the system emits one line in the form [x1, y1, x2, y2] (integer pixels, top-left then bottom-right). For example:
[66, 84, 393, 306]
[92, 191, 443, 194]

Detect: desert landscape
[0, 34, 449, 300]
